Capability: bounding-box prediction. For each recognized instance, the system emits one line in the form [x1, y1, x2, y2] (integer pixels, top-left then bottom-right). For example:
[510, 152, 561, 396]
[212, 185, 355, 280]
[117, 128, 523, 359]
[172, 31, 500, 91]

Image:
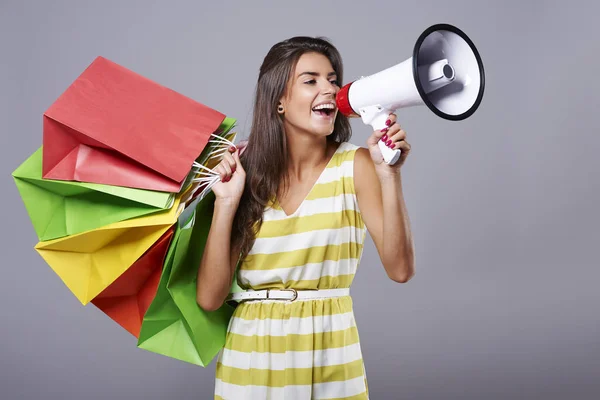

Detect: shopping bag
[13, 147, 174, 241]
[42, 56, 226, 192]
[34, 196, 183, 305]
[92, 227, 175, 338]
[137, 192, 242, 367]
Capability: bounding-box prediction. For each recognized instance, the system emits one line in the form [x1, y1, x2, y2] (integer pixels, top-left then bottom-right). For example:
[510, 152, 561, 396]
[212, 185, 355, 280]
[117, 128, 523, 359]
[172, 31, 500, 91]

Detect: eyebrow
[297, 71, 337, 79]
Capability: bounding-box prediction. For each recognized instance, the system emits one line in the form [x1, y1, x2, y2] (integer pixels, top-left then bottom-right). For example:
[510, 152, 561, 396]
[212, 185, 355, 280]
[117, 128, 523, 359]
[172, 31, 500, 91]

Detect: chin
[309, 121, 337, 137]
[310, 126, 335, 137]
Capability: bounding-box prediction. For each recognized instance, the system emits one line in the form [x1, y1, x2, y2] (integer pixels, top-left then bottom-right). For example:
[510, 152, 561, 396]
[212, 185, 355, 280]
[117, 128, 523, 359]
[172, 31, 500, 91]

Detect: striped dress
[215, 141, 369, 399]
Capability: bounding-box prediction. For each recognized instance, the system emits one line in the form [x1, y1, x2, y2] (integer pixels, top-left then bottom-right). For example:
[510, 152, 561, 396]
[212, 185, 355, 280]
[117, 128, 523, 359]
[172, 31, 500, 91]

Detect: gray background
[1, 0, 598, 399]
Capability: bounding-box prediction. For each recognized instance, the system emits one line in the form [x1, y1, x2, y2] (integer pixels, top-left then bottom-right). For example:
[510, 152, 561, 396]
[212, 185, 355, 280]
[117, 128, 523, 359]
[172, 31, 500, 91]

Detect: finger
[232, 147, 244, 170]
[389, 129, 407, 142]
[367, 127, 387, 147]
[219, 159, 232, 179]
[391, 140, 410, 152]
[222, 152, 236, 173]
[214, 164, 228, 182]
[381, 124, 400, 146]
[384, 123, 400, 136]
[230, 140, 248, 153]
[385, 113, 397, 127]
[374, 126, 388, 140]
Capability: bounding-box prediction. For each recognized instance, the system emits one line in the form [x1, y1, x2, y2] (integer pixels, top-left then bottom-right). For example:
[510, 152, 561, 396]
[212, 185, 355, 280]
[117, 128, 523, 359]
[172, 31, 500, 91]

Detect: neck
[283, 126, 331, 181]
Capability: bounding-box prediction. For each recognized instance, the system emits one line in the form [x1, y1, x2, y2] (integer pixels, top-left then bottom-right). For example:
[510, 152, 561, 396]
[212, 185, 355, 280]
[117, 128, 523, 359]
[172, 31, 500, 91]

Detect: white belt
[226, 288, 350, 303]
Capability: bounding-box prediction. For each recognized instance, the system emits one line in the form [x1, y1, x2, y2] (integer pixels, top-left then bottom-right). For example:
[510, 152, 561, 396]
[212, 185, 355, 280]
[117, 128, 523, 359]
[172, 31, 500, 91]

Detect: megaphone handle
[359, 105, 402, 165]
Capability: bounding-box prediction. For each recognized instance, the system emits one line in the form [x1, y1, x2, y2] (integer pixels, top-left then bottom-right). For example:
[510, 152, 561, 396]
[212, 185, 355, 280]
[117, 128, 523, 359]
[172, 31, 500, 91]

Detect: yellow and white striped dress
[215, 141, 369, 399]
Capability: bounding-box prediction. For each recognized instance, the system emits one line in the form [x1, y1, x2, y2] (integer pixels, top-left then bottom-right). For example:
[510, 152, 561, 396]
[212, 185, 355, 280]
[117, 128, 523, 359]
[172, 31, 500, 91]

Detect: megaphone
[336, 23, 485, 165]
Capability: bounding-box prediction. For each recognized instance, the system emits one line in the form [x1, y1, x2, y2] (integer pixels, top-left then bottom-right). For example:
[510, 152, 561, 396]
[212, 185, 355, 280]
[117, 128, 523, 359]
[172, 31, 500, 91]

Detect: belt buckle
[267, 288, 298, 302]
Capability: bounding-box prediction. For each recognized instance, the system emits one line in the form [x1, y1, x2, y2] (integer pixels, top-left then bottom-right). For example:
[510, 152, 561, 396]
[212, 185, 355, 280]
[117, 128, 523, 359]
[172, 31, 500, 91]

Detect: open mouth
[312, 103, 336, 117]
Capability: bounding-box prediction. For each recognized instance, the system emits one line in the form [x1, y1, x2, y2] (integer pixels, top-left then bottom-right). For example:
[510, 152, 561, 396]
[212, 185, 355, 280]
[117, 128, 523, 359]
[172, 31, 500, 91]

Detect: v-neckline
[274, 142, 342, 218]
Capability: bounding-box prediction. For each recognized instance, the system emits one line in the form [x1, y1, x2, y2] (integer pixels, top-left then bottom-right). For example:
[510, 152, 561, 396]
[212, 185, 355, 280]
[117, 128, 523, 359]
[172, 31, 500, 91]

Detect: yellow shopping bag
[35, 196, 183, 305]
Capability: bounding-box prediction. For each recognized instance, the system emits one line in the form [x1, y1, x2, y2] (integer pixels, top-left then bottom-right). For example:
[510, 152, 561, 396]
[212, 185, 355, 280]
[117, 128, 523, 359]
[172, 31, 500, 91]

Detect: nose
[322, 80, 338, 95]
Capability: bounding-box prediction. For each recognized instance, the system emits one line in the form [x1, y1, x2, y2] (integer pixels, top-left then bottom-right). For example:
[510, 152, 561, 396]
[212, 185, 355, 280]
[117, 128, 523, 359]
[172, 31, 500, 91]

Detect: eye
[303, 78, 339, 86]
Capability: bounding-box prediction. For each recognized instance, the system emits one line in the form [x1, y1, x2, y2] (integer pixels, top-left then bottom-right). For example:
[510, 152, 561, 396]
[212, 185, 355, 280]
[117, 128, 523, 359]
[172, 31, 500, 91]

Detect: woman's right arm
[196, 142, 247, 311]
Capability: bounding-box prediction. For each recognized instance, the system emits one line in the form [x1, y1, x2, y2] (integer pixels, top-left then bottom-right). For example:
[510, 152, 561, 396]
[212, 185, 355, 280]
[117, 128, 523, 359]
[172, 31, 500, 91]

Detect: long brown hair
[232, 36, 352, 261]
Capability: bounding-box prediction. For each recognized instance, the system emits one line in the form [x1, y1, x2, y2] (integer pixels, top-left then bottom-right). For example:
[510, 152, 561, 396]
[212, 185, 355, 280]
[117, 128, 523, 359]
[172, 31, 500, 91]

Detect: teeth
[312, 103, 335, 111]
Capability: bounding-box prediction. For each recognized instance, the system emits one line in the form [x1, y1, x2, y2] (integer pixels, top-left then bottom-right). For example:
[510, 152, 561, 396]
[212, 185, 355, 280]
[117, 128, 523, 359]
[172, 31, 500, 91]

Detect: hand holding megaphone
[336, 23, 485, 165]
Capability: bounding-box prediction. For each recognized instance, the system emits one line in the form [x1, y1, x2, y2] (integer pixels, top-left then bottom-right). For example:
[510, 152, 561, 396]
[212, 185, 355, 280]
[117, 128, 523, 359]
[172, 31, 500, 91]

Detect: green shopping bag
[12, 147, 174, 241]
[137, 191, 242, 366]
[13, 118, 237, 242]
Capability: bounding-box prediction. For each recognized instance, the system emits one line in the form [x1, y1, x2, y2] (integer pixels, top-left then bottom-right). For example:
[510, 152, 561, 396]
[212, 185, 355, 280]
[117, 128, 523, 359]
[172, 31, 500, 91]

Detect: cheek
[292, 85, 315, 104]
[294, 92, 314, 112]
[288, 94, 315, 120]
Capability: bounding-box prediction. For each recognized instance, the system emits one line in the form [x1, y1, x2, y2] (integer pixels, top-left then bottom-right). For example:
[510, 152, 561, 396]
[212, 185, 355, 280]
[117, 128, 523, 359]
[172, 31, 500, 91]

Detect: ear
[278, 86, 291, 114]
[277, 96, 287, 114]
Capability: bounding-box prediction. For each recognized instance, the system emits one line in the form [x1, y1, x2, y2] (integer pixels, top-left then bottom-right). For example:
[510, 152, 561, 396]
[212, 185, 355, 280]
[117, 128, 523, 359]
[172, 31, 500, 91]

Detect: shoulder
[353, 146, 380, 196]
[337, 141, 361, 153]
[353, 145, 370, 163]
[331, 142, 377, 192]
[334, 141, 362, 164]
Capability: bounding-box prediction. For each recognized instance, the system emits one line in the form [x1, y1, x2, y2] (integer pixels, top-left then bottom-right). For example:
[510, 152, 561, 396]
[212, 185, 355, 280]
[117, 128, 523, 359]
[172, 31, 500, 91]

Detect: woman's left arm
[354, 113, 415, 283]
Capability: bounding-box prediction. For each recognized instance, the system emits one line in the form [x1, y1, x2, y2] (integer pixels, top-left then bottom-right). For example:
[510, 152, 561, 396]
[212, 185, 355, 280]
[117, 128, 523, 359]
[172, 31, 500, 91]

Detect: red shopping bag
[42, 56, 225, 192]
[92, 227, 175, 337]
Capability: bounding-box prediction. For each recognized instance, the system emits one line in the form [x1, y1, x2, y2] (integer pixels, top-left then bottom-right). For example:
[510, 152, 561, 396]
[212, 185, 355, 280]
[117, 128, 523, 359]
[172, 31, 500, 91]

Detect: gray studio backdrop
[1, 1, 598, 399]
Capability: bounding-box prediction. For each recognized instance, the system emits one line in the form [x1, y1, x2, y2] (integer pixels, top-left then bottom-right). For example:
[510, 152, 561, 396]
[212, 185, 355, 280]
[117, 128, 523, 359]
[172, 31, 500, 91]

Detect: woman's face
[280, 52, 340, 138]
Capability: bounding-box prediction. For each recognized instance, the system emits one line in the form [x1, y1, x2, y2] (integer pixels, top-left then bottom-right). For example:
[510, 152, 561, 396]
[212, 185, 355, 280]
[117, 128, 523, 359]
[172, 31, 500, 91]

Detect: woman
[196, 36, 415, 399]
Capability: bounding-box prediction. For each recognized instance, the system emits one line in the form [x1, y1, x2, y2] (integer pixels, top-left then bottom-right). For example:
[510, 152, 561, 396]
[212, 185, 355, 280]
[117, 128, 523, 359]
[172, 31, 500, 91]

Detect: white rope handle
[187, 131, 239, 201]
[189, 159, 221, 201]
[206, 132, 238, 161]
[197, 177, 219, 201]
[188, 174, 221, 202]
[191, 161, 219, 176]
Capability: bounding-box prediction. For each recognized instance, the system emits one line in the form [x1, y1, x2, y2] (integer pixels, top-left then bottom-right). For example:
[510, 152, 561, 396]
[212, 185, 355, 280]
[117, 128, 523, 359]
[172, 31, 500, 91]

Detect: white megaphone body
[336, 23, 485, 165]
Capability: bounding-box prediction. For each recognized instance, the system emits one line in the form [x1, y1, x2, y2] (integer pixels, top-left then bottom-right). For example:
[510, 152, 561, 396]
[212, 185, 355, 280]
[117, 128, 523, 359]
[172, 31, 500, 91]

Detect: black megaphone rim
[412, 23, 485, 121]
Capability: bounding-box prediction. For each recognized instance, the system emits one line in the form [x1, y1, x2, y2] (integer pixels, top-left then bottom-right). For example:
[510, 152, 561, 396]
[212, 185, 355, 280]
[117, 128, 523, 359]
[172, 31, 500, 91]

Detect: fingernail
[229, 146, 236, 153]
[385, 119, 391, 127]
[381, 128, 388, 134]
[386, 139, 392, 147]
[231, 165, 236, 173]
[381, 134, 388, 141]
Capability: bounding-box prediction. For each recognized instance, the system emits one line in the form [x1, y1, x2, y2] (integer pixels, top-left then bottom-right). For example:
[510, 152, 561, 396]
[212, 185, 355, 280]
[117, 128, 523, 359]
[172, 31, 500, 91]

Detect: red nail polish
[386, 139, 392, 147]
[381, 134, 388, 141]
[381, 128, 388, 134]
[231, 165, 236, 173]
[385, 119, 391, 127]
[229, 146, 236, 153]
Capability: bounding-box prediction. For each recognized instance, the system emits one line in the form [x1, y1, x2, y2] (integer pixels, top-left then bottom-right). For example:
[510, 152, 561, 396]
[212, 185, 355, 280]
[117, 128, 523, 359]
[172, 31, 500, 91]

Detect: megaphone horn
[336, 23, 485, 165]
